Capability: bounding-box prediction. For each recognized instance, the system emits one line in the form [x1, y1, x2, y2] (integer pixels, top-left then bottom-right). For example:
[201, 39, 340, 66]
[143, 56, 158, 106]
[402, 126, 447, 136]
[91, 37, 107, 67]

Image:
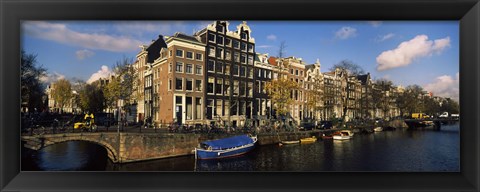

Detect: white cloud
[368, 21, 383, 27]
[266, 34, 277, 41]
[257, 45, 273, 49]
[424, 73, 459, 101]
[87, 65, 112, 84]
[76, 49, 95, 60]
[376, 33, 395, 42]
[335, 27, 357, 40]
[40, 72, 66, 85]
[23, 21, 143, 52]
[376, 35, 451, 71]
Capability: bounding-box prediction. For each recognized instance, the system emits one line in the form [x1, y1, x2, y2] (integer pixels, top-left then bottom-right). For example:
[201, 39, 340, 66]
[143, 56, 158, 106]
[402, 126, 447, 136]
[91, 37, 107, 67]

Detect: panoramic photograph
[20, 20, 459, 171]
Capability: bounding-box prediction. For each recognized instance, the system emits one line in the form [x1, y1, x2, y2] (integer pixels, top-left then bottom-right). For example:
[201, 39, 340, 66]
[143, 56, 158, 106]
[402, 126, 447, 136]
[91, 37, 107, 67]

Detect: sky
[21, 20, 459, 101]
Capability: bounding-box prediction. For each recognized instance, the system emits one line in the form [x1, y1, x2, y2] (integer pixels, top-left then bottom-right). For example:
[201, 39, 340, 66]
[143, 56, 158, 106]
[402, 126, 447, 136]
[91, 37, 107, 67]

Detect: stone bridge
[21, 131, 321, 163]
[22, 132, 203, 163]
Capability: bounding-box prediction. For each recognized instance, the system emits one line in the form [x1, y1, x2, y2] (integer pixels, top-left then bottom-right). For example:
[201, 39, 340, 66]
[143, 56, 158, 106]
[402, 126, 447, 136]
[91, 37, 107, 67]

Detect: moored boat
[374, 127, 383, 132]
[300, 136, 317, 143]
[195, 135, 257, 160]
[281, 140, 300, 145]
[333, 130, 353, 140]
[321, 133, 333, 140]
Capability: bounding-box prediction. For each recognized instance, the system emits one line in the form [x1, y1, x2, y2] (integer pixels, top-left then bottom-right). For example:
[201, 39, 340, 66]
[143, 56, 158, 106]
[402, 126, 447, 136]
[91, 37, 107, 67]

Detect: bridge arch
[22, 134, 120, 163]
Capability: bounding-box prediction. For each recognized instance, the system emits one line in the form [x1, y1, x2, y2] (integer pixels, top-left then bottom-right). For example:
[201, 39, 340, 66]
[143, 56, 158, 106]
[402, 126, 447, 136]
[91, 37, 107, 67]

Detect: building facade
[195, 21, 256, 127]
[148, 33, 206, 125]
[253, 53, 273, 126]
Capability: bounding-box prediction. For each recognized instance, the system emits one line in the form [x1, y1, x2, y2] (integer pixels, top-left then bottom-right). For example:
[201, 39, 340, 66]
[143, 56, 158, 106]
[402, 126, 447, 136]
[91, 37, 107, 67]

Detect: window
[195, 65, 202, 75]
[217, 35, 224, 45]
[241, 32, 248, 40]
[233, 40, 240, 49]
[248, 44, 253, 52]
[290, 69, 294, 74]
[186, 64, 193, 74]
[239, 101, 245, 115]
[216, 62, 223, 73]
[186, 97, 193, 120]
[195, 53, 203, 61]
[176, 62, 183, 73]
[233, 64, 239, 76]
[240, 81, 246, 96]
[225, 50, 231, 60]
[216, 79, 223, 95]
[233, 80, 239, 96]
[195, 80, 202, 92]
[256, 81, 260, 93]
[216, 25, 224, 33]
[206, 99, 214, 119]
[208, 46, 215, 57]
[207, 77, 214, 94]
[258, 69, 262, 77]
[225, 38, 232, 47]
[169, 50, 172, 57]
[248, 68, 253, 78]
[186, 51, 193, 59]
[169, 63, 172, 73]
[224, 80, 230, 95]
[300, 71, 304, 76]
[240, 66, 246, 77]
[261, 82, 266, 93]
[234, 52, 240, 62]
[216, 47, 223, 58]
[175, 78, 183, 90]
[186, 79, 193, 91]
[176, 49, 184, 57]
[231, 101, 238, 115]
[195, 98, 202, 119]
[247, 82, 253, 97]
[208, 60, 215, 72]
[224, 100, 230, 116]
[241, 54, 246, 64]
[225, 64, 230, 75]
[241, 42, 246, 51]
[208, 33, 215, 42]
[216, 99, 222, 116]
[295, 70, 298, 76]
[248, 55, 253, 65]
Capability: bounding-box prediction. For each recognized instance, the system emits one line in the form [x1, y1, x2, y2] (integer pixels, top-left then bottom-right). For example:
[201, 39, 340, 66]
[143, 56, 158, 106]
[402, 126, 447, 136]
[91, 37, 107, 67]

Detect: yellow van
[411, 113, 430, 119]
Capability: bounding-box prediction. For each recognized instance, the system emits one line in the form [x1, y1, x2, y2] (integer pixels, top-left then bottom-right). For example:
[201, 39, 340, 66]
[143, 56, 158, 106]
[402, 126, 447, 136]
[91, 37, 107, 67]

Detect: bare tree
[277, 41, 287, 58]
[330, 60, 365, 76]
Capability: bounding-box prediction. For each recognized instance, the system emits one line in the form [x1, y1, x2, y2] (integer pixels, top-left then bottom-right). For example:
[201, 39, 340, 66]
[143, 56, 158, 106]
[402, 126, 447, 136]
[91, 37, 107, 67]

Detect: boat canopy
[201, 135, 254, 150]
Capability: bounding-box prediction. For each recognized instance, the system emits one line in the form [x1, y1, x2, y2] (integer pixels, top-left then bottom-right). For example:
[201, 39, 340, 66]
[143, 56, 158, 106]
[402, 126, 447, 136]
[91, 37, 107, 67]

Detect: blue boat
[195, 135, 257, 160]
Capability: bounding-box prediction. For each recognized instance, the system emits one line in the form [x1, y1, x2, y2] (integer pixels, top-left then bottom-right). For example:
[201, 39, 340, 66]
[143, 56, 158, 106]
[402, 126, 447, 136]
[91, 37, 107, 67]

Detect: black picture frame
[1, 0, 479, 191]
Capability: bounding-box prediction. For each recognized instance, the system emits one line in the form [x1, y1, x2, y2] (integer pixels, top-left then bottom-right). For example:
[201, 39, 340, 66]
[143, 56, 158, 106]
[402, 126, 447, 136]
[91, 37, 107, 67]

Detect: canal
[22, 123, 460, 172]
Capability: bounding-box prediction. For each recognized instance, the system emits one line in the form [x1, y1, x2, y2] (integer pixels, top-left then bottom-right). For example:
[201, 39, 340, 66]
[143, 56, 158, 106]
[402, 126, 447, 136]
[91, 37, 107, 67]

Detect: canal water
[22, 123, 460, 172]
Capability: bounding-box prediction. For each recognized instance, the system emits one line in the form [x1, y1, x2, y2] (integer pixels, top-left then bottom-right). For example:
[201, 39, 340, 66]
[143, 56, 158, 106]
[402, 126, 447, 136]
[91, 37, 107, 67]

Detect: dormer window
[241, 31, 248, 40]
[216, 25, 224, 33]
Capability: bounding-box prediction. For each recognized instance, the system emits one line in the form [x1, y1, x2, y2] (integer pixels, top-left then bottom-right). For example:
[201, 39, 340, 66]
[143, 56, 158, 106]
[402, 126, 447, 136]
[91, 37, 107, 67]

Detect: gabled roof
[305, 64, 315, 71]
[173, 32, 201, 43]
[356, 73, 370, 85]
[146, 35, 167, 63]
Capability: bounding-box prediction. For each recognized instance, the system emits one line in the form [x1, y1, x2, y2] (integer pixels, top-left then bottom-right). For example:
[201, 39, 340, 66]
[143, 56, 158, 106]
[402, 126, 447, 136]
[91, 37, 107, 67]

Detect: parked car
[318, 121, 333, 130]
[299, 122, 315, 131]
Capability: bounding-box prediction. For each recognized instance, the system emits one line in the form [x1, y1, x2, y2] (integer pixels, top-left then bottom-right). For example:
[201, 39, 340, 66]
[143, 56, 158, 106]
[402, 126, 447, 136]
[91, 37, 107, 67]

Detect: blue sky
[21, 21, 459, 100]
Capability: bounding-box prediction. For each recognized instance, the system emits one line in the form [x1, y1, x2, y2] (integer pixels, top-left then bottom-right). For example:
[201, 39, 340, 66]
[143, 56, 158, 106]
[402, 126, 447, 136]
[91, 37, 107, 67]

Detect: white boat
[333, 130, 353, 140]
[340, 130, 354, 137]
[333, 135, 351, 140]
[374, 127, 383, 132]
